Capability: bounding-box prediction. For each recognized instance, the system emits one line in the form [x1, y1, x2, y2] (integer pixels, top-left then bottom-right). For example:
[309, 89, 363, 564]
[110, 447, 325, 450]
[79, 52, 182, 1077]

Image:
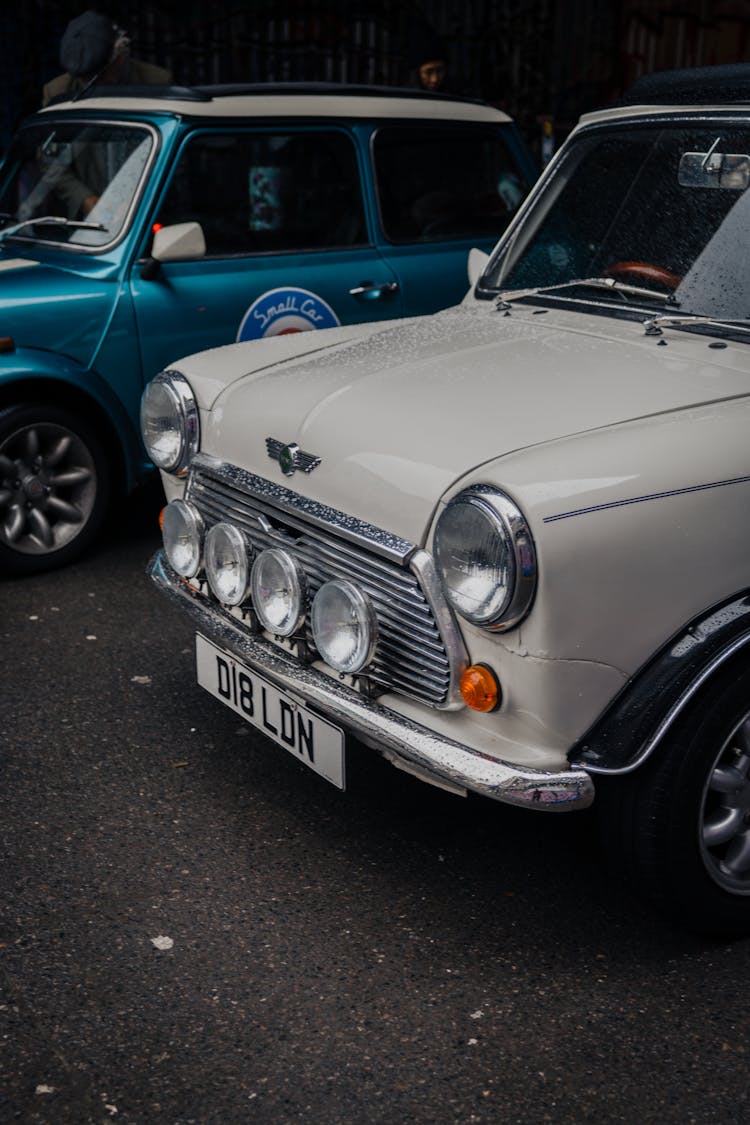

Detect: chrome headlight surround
[140, 369, 199, 475]
[251, 547, 307, 637]
[205, 522, 251, 606]
[433, 485, 536, 631]
[311, 580, 378, 674]
[162, 499, 204, 578]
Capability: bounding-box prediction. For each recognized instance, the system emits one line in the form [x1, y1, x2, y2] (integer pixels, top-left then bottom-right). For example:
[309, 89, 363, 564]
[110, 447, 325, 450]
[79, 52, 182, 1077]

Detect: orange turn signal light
[460, 664, 501, 713]
[158, 505, 166, 531]
[0, 336, 15, 353]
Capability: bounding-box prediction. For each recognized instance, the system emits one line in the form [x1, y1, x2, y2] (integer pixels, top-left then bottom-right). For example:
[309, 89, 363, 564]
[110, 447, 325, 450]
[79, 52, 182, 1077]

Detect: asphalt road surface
[2, 476, 750, 1124]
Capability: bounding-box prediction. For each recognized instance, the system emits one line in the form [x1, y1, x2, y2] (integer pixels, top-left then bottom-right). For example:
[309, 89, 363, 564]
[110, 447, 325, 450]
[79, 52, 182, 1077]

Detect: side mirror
[140, 221, 206, 281]
[152, 221, 206, 262]
[467, 247, 490, 287]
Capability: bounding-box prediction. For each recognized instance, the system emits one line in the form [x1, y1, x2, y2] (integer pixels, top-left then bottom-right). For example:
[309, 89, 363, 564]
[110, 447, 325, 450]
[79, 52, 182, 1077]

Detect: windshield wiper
[0, 215, 106, 240]
[643, 313, 750, 338]
[495, 276, 674, 309]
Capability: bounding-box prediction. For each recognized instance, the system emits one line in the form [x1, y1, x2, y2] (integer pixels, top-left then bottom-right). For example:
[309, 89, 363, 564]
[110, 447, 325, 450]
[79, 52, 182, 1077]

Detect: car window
[156, 130, 367, 256]
[373, 125, 529, 244]
[0, 121, 153, 248]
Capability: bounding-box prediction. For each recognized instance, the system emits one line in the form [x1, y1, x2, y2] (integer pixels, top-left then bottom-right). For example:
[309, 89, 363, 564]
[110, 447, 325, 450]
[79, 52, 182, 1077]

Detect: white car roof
[578, 101, 748, 127]
[39, 84, 512, 125]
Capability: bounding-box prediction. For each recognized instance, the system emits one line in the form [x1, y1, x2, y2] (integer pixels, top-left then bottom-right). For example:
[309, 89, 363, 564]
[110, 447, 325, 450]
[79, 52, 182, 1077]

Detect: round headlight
[140, 370, 199, 474]
[205, 522, 250, 606]
[311, 580, 377, 673]
[251, 548, 306, 636]
[162, 499, 204, 577]
[433, 487, 536, 630]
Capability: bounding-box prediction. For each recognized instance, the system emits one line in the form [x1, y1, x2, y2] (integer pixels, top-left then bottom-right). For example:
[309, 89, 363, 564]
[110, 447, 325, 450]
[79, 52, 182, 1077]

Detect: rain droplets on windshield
[484, 122, 750, 320]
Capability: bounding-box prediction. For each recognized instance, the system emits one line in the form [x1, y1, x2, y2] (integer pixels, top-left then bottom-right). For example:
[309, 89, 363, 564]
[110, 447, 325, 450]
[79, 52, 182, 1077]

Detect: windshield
[482, 120, 750, 321]
[0, 120, 154, 249]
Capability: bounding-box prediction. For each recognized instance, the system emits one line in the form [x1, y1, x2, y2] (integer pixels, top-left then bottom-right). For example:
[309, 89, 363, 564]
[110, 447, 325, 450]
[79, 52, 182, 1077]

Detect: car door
[131, 125, 402, 382]
[370, 122, 535, 316]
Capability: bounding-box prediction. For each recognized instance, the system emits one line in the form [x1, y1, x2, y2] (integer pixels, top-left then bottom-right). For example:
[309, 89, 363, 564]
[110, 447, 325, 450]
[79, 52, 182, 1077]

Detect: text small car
[146, 64, 750, 935]
[0, 82, 533, 573]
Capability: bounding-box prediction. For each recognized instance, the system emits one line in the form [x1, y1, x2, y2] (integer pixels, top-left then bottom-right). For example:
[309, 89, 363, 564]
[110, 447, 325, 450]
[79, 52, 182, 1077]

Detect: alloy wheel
[0, 419, 97, 555]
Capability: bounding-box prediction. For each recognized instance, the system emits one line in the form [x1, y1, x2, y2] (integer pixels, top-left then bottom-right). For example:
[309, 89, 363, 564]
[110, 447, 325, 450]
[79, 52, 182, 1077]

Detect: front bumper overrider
[149, 550, 595, 811]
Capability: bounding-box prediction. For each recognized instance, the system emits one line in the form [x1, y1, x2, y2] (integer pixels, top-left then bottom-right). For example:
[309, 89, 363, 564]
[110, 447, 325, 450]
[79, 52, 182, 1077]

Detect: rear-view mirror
[679, 150, 750, 190]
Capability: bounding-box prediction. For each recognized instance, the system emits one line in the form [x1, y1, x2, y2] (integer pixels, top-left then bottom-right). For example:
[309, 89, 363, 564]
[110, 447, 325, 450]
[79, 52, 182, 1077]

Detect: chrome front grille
[186, 458, 461, 707]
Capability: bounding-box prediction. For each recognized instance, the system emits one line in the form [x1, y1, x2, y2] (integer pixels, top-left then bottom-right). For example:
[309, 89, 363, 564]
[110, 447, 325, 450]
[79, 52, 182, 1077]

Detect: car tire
[596, 658, 750, 937]
[0, 403, 111, 575]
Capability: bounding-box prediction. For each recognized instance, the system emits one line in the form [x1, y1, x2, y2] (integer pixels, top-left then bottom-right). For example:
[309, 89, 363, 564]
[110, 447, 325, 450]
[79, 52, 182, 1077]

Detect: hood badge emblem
[266, 438, 321, 477]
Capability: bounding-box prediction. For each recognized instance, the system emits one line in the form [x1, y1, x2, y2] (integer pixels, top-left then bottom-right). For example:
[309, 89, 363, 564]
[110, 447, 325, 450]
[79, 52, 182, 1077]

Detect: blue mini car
[0, 83, 535, 574]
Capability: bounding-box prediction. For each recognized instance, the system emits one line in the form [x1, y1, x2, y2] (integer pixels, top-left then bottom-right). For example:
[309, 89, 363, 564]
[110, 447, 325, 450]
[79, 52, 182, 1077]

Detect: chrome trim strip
[409, 548, 468, 709]
[150, 550, 595, 811]
[189, 454, 415, 563]
[545, 474, 750, 524]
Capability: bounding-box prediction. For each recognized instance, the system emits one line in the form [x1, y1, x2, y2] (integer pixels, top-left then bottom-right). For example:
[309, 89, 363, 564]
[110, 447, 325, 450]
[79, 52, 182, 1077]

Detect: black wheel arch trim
[570, 589, 750, 774]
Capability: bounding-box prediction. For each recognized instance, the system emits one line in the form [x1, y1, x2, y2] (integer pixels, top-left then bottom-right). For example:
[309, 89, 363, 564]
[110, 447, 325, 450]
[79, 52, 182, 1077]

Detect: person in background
[39, 10, 173, 217]
[406, 19, 450, 94]
[42, 9, 172, 106]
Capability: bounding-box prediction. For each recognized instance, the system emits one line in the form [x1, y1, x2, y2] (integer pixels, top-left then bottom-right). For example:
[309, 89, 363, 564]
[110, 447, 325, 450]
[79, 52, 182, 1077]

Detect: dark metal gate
[3, 2, 750, 155]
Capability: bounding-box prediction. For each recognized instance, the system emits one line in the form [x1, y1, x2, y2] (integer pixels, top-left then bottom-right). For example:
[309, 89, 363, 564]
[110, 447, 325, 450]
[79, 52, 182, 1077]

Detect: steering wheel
[605, 260, 682, 290]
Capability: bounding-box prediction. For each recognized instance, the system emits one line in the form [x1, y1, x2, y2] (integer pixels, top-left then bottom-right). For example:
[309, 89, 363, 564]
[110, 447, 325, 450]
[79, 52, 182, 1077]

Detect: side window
[157, 130, 367, 256]
[373, 126, 530, 244]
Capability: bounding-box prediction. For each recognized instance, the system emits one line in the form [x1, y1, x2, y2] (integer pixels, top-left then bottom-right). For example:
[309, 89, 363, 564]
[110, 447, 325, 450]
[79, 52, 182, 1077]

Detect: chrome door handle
[349, 280, 400, 298]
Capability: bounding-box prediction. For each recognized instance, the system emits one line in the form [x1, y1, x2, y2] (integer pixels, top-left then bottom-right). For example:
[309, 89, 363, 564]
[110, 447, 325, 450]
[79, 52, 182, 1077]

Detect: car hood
[188, 303, 750, 543]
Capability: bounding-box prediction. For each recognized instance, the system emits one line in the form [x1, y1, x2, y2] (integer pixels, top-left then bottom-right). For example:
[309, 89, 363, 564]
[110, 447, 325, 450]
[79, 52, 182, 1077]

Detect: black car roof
[619, 63, 750, 106]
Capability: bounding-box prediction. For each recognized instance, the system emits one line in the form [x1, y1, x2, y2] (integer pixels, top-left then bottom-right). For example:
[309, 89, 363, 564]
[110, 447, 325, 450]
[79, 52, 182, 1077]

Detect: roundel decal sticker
[237, 287, 341, 341]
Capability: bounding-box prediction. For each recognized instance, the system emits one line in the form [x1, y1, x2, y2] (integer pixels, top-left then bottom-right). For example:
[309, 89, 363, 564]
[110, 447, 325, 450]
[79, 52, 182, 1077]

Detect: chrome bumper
[149, 551, 595, 812]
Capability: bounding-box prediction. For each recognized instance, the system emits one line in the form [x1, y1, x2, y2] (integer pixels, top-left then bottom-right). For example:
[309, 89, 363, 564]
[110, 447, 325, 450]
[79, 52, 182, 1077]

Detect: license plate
[195, 634, 345, 789]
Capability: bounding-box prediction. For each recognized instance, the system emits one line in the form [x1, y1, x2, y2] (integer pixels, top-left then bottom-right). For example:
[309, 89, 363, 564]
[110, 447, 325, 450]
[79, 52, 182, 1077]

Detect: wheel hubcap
[0, 421, 96, 555]
[701, 713, 750, 894]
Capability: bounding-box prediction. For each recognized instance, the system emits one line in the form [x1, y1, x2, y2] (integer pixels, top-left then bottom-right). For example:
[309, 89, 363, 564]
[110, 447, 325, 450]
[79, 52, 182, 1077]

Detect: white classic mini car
[144, 65, 750, 936]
